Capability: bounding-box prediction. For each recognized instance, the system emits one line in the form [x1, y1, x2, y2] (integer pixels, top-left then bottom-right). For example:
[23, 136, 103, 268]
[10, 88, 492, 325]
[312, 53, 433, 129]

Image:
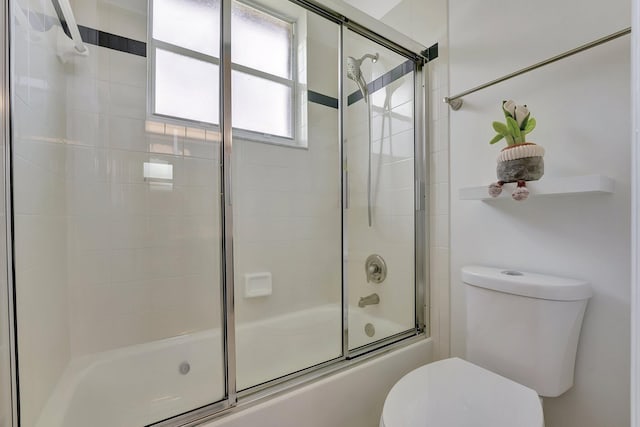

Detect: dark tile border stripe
[308, 90, 338, 109]
[27, 11, 409, 109]
[28, 9, 148, 57]
[78, 26, 147, 57]
[421, 43, 438, 62]
[347, 59, 414, 106]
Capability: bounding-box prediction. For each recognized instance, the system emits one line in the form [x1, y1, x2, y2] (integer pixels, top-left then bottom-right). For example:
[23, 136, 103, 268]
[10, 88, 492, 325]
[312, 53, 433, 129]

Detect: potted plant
[488, 100, 544, 200]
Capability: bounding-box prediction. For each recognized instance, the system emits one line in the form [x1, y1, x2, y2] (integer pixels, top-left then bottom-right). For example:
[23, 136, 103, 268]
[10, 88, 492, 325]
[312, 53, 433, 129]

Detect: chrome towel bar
[444, 27, 631, 111]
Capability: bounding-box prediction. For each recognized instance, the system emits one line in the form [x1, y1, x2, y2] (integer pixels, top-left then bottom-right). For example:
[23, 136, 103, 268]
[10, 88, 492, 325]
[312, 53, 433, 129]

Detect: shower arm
[357, 53, 379, 64]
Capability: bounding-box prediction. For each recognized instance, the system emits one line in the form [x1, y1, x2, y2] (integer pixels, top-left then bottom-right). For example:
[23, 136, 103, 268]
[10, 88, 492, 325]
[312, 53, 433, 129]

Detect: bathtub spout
[358, 293, 380, 308]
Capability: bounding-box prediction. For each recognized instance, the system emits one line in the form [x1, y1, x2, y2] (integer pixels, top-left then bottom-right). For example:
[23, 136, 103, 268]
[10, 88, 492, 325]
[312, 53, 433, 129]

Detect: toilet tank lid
[462, 265, 593, 301]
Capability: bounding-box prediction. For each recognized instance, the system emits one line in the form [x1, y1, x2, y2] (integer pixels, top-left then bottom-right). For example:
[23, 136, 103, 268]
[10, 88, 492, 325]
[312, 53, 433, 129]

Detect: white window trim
[148, 0, 308, 149]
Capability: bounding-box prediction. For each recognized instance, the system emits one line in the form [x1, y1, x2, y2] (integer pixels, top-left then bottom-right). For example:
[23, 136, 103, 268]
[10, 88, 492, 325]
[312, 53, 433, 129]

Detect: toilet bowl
[380, 358, 543, 427]
[380, 266, 592, 427]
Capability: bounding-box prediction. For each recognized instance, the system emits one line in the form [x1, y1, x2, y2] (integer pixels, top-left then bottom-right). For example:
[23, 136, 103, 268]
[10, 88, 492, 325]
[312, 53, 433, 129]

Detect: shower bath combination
[3, 0, 427, 423]
[347, 52, 379, 227]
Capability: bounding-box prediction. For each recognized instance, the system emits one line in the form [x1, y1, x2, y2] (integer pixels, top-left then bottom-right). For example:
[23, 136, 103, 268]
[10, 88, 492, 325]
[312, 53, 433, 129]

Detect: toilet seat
[380, 358, 544, 427]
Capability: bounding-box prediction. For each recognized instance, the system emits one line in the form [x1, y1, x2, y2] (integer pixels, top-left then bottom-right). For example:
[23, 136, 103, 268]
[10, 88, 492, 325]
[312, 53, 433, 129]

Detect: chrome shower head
[346, 56, 362, 81]
[346, 52, 379, 103]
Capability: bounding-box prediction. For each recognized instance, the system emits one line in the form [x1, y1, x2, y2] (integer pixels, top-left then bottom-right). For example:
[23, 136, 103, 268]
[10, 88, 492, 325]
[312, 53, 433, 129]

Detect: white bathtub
[36, 304, 407, 427]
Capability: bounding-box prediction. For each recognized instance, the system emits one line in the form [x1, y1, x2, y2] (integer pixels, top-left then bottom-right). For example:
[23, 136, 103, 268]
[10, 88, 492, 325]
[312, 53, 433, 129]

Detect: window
[150, 0, 296, 141]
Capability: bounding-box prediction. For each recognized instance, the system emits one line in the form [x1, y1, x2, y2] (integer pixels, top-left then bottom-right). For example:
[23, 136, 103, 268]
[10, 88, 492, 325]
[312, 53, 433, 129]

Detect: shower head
[346, 52, 379, 103]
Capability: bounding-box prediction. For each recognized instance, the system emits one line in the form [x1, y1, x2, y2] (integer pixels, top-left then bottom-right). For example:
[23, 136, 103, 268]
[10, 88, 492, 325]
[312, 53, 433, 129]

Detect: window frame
[148, 0, 301, 147]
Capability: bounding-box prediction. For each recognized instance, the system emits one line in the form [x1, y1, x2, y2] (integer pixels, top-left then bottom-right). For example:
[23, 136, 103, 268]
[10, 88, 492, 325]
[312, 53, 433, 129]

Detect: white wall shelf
[459, 174, 615, 201]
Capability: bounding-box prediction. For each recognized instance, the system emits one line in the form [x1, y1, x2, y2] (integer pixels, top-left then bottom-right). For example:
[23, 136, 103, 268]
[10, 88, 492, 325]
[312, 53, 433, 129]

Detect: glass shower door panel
[345, 30, 416, 350]
[0, 17, 10, 422]
[11, 0, 225, 425]
[233, 4, 342, 390]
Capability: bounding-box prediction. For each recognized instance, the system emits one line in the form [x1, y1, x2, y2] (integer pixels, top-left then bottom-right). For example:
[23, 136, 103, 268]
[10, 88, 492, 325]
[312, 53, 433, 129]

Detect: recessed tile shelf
[459, 175, 615, 201]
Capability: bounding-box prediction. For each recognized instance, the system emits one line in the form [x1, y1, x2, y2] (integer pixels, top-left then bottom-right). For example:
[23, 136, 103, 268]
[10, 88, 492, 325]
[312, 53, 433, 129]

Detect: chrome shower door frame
[340, 22, 428, 359]
[2, 1, 18, 426]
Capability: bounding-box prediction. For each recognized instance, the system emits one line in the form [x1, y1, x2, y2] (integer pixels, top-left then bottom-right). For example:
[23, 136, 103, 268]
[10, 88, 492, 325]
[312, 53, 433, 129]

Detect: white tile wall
[232, 104, 342, 324]
[12, 0, 73, 424]
[379, 0, 450, 361]
[13, 4, 222, 423]
[58, 3, 223, 354]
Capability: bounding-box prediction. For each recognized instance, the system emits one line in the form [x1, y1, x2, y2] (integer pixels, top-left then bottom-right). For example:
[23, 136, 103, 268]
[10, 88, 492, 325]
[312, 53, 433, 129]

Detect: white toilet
[380, 265, 593, 427]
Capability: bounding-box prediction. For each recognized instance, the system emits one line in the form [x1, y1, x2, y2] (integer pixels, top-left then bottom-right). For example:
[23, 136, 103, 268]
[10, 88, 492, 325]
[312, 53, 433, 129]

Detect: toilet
[380, 265, 593, 427]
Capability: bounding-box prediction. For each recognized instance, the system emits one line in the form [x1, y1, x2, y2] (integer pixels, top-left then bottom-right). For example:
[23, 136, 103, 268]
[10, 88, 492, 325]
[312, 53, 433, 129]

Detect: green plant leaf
[506, 117, 521, 138]
[489, 133, 504, 145]
[492, 121, 509, 135]
[524, 117, 536, 133]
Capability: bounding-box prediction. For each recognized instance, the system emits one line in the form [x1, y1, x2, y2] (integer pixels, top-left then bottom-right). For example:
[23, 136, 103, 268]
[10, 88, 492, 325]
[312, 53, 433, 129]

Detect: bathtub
[36, 304, 408, 427]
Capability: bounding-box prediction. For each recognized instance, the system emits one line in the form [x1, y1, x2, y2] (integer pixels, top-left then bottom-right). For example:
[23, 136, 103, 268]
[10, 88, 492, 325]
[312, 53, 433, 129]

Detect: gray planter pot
[497, 156, 544, 183]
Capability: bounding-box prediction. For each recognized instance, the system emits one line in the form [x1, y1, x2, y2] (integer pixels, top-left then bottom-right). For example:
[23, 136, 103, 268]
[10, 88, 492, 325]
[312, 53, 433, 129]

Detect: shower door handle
[344, 170, 350, 209]
[224, 156, 232, 207]
[415, 180, 425, 211]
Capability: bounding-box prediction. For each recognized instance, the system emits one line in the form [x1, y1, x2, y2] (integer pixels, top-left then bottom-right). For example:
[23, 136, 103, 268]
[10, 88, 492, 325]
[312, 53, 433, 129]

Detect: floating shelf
[459, 175, 615, 201]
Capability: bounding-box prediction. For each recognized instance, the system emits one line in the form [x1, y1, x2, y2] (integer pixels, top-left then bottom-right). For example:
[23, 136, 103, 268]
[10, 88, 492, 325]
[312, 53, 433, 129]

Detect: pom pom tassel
[512, 180, 529, 201]
[488, 181, 505, 198]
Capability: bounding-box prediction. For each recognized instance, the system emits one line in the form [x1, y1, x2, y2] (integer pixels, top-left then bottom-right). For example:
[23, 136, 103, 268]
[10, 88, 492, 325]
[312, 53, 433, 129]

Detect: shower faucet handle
[365, 254, 387, 284]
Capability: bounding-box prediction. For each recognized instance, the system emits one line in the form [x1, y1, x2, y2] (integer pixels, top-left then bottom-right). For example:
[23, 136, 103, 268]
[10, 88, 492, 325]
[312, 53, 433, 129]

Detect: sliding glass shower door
[230, 0, 343, 390]
[12, 0, 225, 425]
[7, 0, 426, 425]
[344, 29, 418, 350]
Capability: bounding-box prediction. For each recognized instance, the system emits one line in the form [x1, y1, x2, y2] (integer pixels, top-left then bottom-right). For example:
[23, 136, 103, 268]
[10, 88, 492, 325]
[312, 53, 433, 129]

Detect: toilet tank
[462, 265, 592, 397]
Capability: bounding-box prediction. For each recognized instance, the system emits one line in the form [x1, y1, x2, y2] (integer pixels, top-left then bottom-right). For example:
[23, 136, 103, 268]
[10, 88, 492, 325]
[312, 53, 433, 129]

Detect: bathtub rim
[36, 303, 416, 427]
[153, 333, 430, 427]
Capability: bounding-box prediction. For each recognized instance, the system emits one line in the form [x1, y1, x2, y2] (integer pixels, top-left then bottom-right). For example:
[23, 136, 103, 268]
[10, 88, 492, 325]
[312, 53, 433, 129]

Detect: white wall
[448, 2, 631, 427]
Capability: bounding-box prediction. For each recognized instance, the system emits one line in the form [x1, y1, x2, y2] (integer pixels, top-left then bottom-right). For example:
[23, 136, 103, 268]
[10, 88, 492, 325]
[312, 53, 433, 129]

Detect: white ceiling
[340, 0, 403, 20]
